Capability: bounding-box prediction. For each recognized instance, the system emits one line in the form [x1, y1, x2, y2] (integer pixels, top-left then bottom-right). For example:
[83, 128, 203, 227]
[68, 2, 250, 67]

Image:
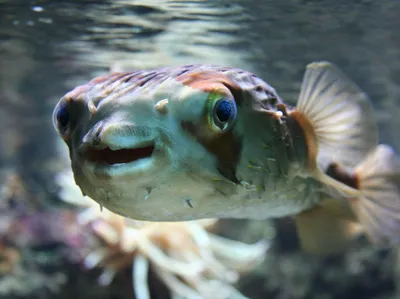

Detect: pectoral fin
[295, 199, 363, 255]
[291, 61, 378, 172]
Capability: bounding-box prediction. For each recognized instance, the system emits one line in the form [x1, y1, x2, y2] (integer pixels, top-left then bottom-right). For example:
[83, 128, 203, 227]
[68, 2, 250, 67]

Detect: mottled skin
[54, 65, 324, 221]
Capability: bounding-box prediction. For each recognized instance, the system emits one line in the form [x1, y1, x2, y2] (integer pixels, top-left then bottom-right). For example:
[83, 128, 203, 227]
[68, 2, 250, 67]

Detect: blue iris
[56, 102, 70, 132]
[215, 99, 235, 123]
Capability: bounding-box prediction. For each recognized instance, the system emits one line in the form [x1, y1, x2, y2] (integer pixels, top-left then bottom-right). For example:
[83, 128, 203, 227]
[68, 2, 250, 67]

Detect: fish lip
[79, 139, 157, 174]
[84, 156, 155, 178]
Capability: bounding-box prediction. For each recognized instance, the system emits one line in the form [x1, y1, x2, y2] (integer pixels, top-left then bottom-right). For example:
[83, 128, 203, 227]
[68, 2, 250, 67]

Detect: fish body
[53, 62, 400, 253]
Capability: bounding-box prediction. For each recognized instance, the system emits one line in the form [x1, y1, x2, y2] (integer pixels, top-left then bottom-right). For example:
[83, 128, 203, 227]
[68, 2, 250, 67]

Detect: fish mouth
[85, 143, 156, 165]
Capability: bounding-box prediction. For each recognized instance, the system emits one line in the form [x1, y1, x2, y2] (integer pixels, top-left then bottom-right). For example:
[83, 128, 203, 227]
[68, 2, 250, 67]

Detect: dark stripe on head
[176, 69, 247, 183]
[181, 120, 242, 183]
[176, 67, 248, 184]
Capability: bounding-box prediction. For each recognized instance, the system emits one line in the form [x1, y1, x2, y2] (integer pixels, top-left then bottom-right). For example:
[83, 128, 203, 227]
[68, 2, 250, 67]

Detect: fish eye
[212, 98, 237, 130]
[53, 100, 70, 135]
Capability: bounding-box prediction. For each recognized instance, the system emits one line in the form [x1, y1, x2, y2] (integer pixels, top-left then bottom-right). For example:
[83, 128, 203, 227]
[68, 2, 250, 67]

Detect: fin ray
[314, 144, 400, 246]
[352, 145, 400, 245]
[295, 61, 378, 171]
[295, 198, 362, 255]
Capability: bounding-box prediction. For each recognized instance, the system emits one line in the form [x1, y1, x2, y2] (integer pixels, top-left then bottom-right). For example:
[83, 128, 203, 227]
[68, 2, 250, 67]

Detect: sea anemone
[55, 170, 269, 299]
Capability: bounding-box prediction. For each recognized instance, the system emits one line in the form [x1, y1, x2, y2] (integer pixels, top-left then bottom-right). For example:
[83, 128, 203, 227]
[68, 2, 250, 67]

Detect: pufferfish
[53, 62, 400, 254]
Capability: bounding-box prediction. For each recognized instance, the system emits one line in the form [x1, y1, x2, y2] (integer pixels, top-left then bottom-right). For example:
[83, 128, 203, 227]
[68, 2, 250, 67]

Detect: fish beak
[82, 144, 155, 165]
[79, 123, 156, 166]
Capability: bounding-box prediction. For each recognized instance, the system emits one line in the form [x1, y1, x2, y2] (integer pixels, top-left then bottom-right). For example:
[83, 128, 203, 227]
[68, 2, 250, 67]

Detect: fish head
[53, 66, 284, 220]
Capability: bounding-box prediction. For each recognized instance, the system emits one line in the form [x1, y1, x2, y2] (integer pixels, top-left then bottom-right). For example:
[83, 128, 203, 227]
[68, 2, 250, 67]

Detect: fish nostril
[80, 123, 107, 150]
[93, 129, 102, 146]
[88, 123, 105, 146]
[92, 136, 101, 146]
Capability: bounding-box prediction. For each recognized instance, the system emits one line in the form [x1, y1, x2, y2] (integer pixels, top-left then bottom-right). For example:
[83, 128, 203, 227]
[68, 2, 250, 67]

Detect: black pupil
[57, 104, 69, 130]
[216, 100, 232, 122]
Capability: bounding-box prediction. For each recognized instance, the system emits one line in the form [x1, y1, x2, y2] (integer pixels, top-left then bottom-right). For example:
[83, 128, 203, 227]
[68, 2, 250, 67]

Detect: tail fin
[351, 145, 400, 245]
[291, 61, 400, 247]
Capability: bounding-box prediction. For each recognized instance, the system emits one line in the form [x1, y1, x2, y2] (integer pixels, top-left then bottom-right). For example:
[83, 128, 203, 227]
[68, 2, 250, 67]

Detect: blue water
[0, 1, 399, 298]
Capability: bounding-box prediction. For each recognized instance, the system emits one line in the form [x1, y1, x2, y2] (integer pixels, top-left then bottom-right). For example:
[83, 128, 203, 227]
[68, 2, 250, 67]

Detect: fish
[53, 61, 400, 254]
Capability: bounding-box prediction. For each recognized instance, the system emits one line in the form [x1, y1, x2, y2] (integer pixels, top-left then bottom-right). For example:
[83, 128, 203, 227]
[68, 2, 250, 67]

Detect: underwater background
[1, 1, 400, 298]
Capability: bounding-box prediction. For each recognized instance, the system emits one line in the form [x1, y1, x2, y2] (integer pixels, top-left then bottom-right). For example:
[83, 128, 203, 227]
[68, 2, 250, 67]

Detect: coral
[0, 170, 72, 297]
[55, 170, 268, 299]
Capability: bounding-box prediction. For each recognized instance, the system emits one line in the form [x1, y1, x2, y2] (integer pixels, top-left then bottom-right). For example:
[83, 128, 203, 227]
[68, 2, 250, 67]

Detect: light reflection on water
[1, 0, 398, 166]
[1, 1, 399, 133]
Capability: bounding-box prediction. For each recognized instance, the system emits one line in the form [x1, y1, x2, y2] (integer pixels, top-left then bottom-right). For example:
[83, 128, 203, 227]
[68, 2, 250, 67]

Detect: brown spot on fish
[255, 85, 264, 92]
[326, 163, 359, 190]
[177, 71, 243, 106]
[288, 110, 318, 171]
[284, 110, 309, 165]
[64, 85, 90, 101]
[181, 120, 242, 183]
[92, 72, 131, 88]
[276, 103, 289, 115]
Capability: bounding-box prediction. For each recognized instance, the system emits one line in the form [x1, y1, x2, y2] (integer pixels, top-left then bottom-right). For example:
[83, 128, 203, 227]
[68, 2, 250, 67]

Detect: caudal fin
[292, 61, 400, 248]
[352, 145, 400, 245]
